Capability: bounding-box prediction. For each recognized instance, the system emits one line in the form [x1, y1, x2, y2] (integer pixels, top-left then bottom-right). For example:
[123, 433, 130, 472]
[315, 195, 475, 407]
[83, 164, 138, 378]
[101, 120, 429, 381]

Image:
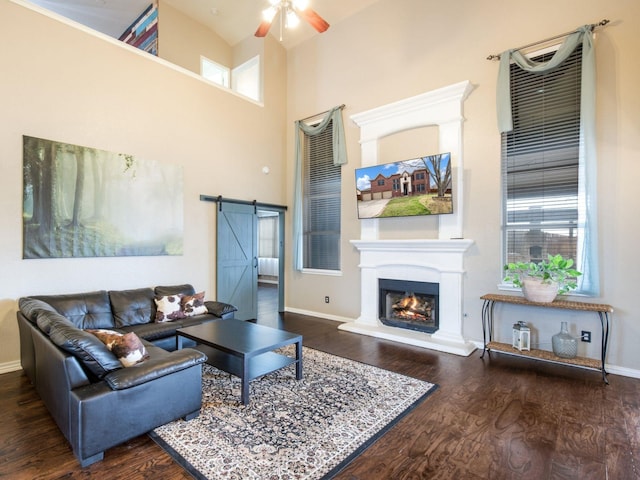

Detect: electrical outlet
[324, 296, 330, 304]
[581, 330, 591, 343]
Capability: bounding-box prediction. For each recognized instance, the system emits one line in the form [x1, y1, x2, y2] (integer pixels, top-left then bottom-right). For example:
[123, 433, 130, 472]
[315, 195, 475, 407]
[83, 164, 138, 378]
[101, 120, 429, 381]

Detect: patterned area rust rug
[150, 346, 438, 480]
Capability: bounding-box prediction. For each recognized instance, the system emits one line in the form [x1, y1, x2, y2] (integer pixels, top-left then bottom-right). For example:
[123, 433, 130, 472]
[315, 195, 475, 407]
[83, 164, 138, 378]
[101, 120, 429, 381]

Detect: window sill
[302, 268, 342, 277]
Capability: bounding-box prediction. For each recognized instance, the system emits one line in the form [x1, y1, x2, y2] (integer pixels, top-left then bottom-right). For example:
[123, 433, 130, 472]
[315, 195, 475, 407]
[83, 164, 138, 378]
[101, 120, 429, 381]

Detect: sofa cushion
[154, 284, 196, 297]
[181, 291, 207, 317]
[154, 295, 185, 322]
[32, 291, 114, 329]
[118, 321, 182, 342]
[109, 288, 155, 327]
[87, 329, 150, 367]
[45, 312, 122, 378]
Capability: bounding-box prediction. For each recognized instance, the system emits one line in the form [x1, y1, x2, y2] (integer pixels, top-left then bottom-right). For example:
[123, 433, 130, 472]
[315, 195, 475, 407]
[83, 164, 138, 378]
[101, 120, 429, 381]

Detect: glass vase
[552, 321, 578, 359]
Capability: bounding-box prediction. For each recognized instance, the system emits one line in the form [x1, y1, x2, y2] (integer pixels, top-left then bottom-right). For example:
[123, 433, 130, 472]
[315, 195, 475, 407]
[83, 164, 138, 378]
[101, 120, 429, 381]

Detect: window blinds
[502, 46, 582, 263]
[303, 120, 341, 270]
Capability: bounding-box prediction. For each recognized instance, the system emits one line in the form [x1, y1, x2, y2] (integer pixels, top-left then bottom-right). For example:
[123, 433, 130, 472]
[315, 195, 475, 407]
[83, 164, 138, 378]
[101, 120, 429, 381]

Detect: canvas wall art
[23, 135, 183, 259]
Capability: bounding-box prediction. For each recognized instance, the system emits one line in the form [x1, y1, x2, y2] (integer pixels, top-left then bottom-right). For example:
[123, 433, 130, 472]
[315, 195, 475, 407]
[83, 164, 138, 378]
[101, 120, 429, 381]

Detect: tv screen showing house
[355, 152, 453, 219]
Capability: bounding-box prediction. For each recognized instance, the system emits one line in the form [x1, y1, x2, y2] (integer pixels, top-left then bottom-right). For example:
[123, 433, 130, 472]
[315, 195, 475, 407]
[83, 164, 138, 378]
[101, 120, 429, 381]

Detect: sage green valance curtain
[292, 106, 347, 271]
[496, 25, 599, 295]
[496, 25, 595, 134]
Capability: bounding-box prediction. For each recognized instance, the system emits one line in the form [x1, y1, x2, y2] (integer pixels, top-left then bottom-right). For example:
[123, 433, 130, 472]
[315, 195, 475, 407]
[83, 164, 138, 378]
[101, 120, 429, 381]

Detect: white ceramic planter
[521, 277, 559, 303]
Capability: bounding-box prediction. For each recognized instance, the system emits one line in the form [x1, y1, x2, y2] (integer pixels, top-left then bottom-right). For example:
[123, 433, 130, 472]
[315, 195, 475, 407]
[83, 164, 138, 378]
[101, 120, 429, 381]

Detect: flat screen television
[355, 152, 453, 219]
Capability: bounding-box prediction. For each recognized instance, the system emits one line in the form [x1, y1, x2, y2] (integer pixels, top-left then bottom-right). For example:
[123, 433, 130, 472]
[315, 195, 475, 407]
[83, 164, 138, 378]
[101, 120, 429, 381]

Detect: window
[303, 119, 341, 271]
[200, 56, 229, 88]
[232, 55, 261, 102]
[201, 55, 261, 103]
[502, 45, 583, 282]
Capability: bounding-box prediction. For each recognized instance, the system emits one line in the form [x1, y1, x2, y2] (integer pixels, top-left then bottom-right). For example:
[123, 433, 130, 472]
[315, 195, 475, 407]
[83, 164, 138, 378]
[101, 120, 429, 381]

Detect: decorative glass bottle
[552, 321, 578, 359]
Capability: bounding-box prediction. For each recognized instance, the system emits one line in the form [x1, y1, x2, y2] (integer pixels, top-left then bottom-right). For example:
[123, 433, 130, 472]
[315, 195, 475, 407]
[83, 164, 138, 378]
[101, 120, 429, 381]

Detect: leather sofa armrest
[103, 348, 206, 390]
[204, 300, 237, 319]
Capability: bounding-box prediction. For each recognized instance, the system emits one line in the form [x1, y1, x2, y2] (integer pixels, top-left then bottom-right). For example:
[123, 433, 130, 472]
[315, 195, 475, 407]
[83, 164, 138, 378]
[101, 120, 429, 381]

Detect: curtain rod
[298, 104, 345, 122]
[486, 19, 609, 61]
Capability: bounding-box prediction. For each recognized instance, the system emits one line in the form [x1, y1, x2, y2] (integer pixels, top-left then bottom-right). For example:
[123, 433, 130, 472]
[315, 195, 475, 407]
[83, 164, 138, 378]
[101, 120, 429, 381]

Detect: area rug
[150, 346, 438, 479]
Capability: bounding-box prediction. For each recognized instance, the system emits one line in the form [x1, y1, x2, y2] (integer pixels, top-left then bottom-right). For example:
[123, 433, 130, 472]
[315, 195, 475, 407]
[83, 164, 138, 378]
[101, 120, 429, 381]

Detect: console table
[480, 293, 613, 383]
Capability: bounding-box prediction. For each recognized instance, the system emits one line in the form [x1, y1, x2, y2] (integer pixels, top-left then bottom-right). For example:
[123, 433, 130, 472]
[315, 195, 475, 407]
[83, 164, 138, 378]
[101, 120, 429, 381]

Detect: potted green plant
[503, 254, 582, 302]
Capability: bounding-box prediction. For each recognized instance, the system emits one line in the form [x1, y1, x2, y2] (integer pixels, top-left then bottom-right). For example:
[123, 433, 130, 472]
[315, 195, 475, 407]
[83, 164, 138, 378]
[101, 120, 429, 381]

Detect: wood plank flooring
[1, 302, 638, 479]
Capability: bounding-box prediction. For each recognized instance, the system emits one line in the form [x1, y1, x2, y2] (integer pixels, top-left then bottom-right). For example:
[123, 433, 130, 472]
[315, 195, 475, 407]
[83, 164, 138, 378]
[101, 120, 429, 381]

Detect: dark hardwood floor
[1, 289, 638, 479]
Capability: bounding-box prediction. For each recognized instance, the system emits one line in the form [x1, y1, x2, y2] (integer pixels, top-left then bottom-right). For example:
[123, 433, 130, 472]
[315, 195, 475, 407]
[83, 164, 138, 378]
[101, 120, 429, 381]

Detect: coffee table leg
[241, 356, 250, 405]
[295, 340, 303, 380]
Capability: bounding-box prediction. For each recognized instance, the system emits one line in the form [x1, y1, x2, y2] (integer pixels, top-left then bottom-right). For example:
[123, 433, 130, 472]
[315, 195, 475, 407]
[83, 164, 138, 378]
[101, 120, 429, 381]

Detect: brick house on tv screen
[370, 168, 430, 199]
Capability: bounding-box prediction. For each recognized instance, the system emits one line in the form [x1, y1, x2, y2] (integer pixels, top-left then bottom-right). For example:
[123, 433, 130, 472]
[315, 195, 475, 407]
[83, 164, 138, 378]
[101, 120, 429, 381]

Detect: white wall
[285, 0, 640, 374]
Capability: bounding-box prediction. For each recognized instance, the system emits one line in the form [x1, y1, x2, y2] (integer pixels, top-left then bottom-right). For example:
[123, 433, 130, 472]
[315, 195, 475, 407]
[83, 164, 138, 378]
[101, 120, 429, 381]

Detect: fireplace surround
[339, 239, 476, 356]
[338, 81, 476, 356]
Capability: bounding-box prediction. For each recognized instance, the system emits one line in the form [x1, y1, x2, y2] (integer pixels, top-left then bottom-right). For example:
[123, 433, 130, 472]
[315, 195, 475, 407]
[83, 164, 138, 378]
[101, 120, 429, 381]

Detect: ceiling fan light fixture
[254, 0, 329, 39]
[262, 6, 278, 22]
[292, 0, 309, 10]
[286, 9, 300, 29]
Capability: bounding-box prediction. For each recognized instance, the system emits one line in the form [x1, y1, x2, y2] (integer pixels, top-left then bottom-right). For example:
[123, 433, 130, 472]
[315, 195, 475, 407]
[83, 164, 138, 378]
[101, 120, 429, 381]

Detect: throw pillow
[181, 291, 207, 317]
[87, 329, 150, 367]
[154, 294, 185, 322]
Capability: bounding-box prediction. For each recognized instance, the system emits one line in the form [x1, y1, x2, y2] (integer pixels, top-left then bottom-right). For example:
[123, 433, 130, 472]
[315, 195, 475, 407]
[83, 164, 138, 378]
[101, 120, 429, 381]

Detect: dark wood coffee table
[176, 320, 303, 405]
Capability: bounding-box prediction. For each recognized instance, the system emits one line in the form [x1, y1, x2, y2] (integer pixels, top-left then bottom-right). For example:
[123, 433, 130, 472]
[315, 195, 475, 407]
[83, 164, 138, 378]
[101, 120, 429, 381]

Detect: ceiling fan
[255, 0, 330, 40]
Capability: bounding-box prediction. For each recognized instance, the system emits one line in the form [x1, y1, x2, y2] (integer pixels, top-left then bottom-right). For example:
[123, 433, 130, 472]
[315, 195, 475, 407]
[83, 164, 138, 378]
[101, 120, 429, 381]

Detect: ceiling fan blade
[255, 20, 273, 37]
[297, 8, 330, 33]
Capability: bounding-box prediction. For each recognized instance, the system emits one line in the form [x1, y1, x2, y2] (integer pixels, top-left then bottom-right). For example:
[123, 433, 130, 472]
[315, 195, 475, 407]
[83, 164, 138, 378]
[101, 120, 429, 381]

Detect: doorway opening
[257, 209, 283, 326]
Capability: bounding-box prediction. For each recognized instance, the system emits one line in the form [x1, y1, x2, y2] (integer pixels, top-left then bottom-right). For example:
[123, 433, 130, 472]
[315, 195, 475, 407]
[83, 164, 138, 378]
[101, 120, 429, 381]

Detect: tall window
[303, 120, 341, 271]
[502, 46, 582, 277]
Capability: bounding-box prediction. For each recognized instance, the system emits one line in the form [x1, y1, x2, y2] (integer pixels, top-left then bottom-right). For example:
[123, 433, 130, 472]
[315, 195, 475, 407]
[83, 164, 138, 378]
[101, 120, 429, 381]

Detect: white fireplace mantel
[339, 239, 476, 356]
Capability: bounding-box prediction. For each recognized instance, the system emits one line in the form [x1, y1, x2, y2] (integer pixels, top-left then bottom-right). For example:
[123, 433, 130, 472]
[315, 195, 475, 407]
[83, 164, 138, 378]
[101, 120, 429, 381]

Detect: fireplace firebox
[378, 279, 439, 334]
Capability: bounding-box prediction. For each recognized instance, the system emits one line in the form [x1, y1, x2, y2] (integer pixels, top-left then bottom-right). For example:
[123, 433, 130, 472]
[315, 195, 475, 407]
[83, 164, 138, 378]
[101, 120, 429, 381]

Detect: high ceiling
[27, 0, 380, 49]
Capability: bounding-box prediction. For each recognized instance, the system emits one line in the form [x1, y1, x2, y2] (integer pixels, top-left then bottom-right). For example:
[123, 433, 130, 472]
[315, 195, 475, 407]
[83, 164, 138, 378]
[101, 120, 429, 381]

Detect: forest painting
[23, 136, 183, 259]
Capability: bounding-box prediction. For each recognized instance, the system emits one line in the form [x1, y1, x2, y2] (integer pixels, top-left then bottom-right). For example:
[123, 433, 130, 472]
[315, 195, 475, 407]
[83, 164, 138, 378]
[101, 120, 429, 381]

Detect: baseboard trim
[472, 341, 640, 380]
[284, 307, 351, 324]
[0, 360, 22, 375]
[287, 311, 640, 380]
[606, 364, 640, 379]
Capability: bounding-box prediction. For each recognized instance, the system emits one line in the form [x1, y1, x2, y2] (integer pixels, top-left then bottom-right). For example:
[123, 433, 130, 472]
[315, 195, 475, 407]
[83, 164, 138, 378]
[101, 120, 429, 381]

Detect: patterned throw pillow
[87, 329, 149, 367]
[181, 291, 208, 317]
[154, 294, 185, 322]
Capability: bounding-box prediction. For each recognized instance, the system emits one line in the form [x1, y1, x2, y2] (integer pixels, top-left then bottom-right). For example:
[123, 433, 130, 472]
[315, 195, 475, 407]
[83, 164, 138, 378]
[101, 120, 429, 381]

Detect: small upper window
[200, 56, 229, 88]
[232, 55, 261, 102]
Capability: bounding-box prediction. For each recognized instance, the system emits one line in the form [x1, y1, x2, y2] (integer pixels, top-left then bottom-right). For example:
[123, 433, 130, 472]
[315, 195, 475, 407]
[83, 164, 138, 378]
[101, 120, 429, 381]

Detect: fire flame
[391, 293, 432, 322]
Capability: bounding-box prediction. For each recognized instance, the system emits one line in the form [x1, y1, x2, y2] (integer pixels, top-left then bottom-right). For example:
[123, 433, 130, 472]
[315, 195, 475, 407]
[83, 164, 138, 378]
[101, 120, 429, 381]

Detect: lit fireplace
[379, 279, 438, 334]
